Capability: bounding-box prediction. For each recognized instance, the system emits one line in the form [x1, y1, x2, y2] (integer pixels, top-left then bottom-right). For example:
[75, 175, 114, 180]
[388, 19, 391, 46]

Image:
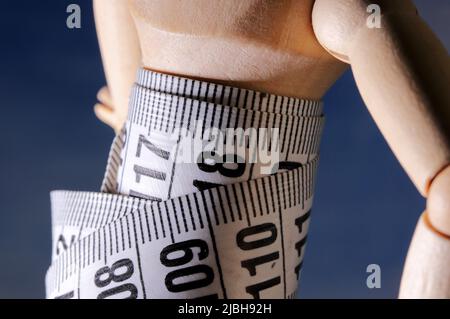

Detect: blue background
[0, 0, 448, 298]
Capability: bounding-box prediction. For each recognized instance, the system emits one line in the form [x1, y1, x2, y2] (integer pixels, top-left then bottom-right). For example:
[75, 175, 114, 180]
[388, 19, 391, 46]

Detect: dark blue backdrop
[0, 0, 448, 298]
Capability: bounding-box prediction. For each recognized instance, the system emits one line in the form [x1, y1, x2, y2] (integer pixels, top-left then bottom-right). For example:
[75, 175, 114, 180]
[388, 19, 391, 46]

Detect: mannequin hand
[93, 86, 122, 133]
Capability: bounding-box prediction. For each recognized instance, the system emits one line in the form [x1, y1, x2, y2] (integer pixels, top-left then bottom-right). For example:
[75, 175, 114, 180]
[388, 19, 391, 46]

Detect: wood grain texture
[127, 0, 346, 99]
[399, 213, 450, 298]
[428, 166, 450, 235]
[94, 0, 141, 131]
[313, 0, 450, 195]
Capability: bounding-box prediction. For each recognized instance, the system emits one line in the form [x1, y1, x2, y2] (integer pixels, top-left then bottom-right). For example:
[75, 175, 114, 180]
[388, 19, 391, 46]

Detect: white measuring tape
[46, 69, 324, 299]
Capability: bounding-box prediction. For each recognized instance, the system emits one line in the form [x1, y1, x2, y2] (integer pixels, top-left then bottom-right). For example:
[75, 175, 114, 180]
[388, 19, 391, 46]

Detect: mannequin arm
[93, 0, 141, 132]
[312, 0, 450, 297]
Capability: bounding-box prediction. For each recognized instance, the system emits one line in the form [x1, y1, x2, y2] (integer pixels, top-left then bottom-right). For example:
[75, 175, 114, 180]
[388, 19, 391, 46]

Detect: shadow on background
[0, 0, 448, 298]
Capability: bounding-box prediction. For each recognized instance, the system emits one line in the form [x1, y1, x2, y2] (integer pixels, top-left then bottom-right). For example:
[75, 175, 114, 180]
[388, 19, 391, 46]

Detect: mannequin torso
[128, 0, 346, 99]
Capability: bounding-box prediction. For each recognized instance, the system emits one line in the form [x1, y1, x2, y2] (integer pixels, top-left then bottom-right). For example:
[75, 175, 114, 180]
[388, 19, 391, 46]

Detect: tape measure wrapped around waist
[46, 69, 324, 299]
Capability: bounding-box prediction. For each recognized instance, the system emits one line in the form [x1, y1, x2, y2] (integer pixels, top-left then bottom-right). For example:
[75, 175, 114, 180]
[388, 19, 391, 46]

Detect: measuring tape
[46, 69, 324, 299]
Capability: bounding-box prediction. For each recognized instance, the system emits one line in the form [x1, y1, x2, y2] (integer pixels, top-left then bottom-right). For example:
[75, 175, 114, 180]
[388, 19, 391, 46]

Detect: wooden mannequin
[93, 0, 450, 298]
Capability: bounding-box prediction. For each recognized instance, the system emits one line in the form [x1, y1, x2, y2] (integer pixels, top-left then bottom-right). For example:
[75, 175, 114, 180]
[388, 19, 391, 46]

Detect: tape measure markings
[111, 87, 324, 203]
[47, 69, 322, 299]
[47, 164, 314, 298]
[50, 160, 314, 261]
[129, 88, 323, 154]
[136, 69, 322, 116]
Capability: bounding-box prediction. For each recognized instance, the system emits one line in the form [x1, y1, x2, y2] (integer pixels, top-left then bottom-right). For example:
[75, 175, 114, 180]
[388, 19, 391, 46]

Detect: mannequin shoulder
[312, 0, 418, 62]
